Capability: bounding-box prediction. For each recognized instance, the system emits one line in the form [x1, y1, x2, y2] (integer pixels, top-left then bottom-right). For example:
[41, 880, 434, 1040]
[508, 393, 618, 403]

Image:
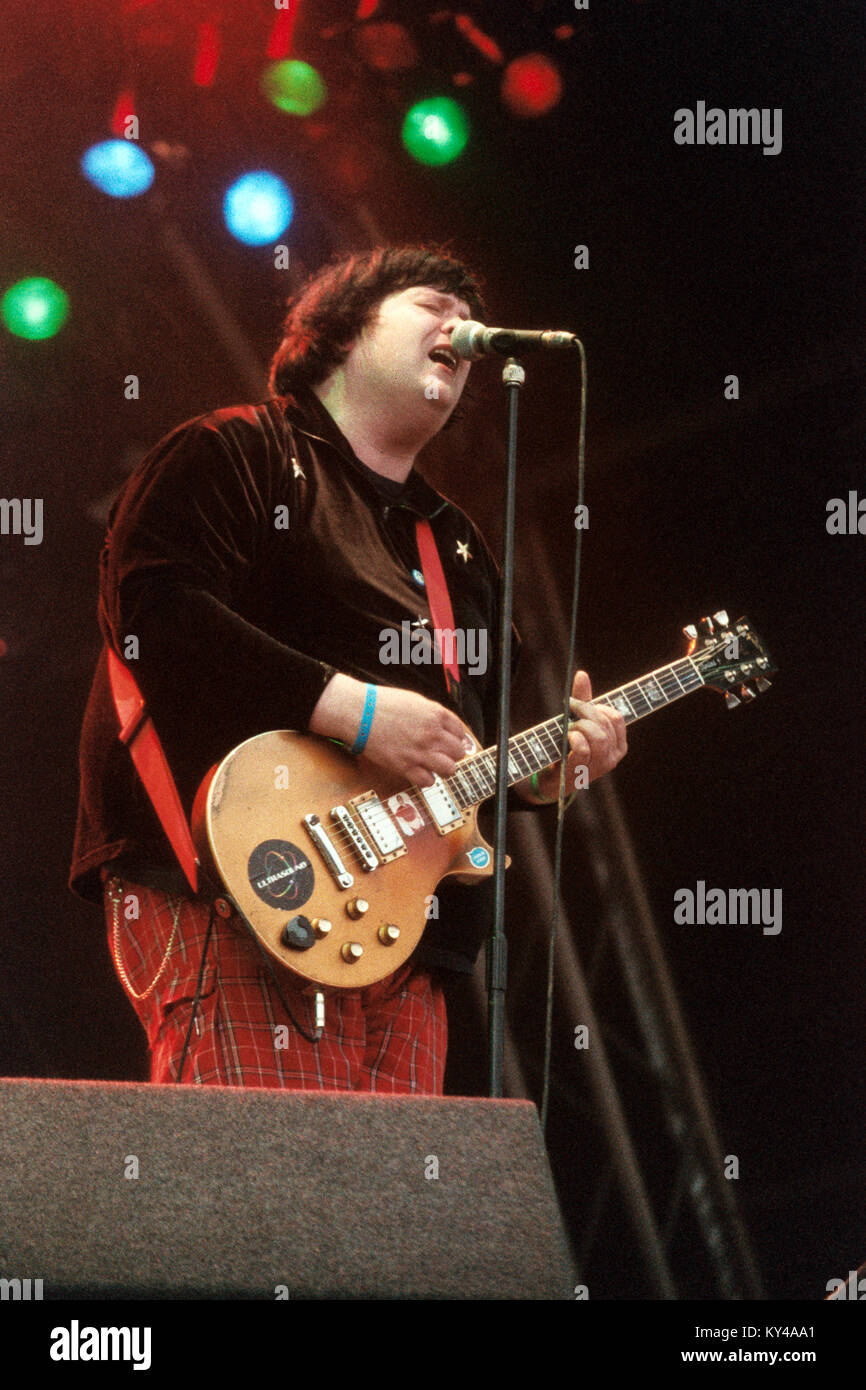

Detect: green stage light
[261, 60, 327, 116]
[402, 97, 469, 165]
[1, 277, 69, 340]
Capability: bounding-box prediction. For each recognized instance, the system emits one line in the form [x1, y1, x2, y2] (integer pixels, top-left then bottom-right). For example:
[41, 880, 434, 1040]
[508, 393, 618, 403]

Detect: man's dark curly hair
[268, 244, 487, 397]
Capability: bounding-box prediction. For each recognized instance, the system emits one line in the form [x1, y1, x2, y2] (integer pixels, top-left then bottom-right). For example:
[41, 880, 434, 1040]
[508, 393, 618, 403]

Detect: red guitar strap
[107, 647, 200, 894]
[415, 518, 461, 698]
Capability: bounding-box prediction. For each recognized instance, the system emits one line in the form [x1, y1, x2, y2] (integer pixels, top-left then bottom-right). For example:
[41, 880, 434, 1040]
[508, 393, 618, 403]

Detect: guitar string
[320, 679, 703, 858]
[310, 655, 712, 857]
[297, 654, 714, 863]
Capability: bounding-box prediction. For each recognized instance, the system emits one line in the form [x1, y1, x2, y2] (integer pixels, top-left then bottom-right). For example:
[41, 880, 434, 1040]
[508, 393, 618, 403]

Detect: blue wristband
[351, 684, 377, 754]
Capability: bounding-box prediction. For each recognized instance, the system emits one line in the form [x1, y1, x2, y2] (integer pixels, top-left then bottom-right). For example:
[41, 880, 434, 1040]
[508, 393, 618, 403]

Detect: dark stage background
[1, 0, 862, 1301]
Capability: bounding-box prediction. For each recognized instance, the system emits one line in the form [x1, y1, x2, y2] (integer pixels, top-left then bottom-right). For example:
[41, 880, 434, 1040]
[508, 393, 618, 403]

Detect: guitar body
[192, 725, 503, 989]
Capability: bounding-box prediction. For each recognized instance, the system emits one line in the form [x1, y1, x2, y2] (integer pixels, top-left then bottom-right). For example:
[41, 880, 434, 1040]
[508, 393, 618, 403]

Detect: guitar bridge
[331, 804, 378, 871]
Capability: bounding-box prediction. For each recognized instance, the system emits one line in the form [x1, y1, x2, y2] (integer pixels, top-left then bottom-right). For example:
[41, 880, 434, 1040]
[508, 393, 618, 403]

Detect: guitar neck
[447, 654, 707, 808]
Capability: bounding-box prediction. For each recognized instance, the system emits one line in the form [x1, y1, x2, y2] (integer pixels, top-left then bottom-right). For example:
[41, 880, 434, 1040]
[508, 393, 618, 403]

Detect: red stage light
[501, 53, 562, 118]
[454, 14, 503, 65]
[356, 0, 380, 18]
[193, 20, 221, 88]
[110, 88, 137, 137]
[267, 1, 300, 61]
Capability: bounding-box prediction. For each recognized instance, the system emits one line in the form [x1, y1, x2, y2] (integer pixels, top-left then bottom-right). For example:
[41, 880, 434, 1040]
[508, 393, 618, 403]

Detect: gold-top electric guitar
[191, 612, 774, 989]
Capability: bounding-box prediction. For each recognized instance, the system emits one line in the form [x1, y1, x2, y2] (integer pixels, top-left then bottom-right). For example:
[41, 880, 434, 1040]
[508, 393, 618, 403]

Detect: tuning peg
[739, 684, 756, 702]
[682, 623, 698, 642]
[698, 616, 715, 638]
[712, 609, 729, 628]
[725, 692, 741, 710]
[755, 677, 772, 692]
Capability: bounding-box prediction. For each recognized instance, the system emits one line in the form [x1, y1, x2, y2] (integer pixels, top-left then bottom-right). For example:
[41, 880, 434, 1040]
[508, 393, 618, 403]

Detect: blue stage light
[222, 172, 294, 245]
[80, 139, 155, 197]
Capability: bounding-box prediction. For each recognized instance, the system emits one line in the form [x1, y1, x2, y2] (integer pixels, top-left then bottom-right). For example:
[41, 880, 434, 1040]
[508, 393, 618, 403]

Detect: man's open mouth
[429, 347, 457, 372]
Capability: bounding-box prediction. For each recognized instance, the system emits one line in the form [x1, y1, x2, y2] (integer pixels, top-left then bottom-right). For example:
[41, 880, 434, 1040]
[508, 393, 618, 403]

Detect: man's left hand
[526, 668, 628, 802]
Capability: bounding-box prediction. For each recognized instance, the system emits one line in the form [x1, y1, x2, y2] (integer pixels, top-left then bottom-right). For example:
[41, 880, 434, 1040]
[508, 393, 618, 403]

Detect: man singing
[69, 244, 626, 1093]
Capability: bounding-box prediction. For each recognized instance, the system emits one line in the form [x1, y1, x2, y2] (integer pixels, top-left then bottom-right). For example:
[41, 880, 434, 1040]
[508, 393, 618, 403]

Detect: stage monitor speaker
[0, 1079, 575, 1300]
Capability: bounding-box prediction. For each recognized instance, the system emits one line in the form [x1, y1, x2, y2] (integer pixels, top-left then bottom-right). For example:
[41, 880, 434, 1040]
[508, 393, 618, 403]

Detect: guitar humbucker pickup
[419, 776, 464, 835]
[350, 792, 406, 861]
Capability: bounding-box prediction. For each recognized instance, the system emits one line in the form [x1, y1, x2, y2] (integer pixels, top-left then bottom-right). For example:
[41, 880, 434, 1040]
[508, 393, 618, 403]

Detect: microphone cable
[539, 338, 587, 1135]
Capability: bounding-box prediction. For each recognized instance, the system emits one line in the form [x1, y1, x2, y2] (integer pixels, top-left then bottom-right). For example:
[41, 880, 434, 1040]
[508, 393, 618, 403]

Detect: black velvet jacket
[70, 387, 537, 972]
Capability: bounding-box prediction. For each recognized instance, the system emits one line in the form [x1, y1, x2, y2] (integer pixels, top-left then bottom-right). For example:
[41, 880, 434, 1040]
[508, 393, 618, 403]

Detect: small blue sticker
[412, 568, 425, 587]
[467, 847, 490, 868]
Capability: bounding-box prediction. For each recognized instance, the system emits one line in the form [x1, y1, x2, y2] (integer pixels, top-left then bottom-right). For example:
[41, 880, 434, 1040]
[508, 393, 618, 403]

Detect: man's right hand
[309, 674, 472, 787]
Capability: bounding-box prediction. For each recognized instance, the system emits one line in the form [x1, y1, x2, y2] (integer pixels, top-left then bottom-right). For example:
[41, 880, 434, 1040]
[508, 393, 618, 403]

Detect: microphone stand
[487, 356, 525, 1098]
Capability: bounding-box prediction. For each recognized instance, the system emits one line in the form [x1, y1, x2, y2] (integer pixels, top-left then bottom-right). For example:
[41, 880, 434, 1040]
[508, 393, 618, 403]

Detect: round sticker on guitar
[247, 839, 314, 910]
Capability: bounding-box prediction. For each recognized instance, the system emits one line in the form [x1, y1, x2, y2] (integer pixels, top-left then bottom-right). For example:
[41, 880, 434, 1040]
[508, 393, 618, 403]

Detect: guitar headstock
[683, 611, 776, 709]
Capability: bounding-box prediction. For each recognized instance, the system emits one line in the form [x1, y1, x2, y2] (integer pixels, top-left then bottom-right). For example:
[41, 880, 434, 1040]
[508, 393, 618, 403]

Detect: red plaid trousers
[102, 871, 447, 1093]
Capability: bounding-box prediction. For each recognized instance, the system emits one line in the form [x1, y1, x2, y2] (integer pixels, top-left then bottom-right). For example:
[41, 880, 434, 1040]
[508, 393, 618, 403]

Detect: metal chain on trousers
[107, 876, 323, 1050]
[107, 875, 181, 1001]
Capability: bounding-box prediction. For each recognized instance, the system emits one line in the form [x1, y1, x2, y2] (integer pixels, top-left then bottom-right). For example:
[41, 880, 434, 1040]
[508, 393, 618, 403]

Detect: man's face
[346, 285, 473, 425]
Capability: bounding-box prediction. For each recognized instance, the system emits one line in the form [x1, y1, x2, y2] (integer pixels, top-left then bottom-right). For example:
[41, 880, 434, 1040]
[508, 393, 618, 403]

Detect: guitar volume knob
[310, 918, 332, 938]
[378, 924, 400, 946]
[341, 942, 364, 963]
[346, 897, 369, 919]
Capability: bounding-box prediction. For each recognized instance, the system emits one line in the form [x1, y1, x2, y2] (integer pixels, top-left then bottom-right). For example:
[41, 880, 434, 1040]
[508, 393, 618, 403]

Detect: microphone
[450, 320, 580, 359]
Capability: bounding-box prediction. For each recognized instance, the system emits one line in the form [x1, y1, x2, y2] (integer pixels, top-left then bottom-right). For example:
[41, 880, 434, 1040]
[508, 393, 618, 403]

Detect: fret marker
[642, 679, 665, 704]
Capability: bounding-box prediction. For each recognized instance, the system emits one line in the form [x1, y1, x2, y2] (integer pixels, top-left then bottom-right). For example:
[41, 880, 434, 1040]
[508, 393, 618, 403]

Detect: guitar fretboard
[445, 654, 706, 809]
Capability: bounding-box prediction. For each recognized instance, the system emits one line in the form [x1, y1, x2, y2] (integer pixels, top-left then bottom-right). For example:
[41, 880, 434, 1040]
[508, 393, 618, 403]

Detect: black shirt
[70, 387, 534, 972]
